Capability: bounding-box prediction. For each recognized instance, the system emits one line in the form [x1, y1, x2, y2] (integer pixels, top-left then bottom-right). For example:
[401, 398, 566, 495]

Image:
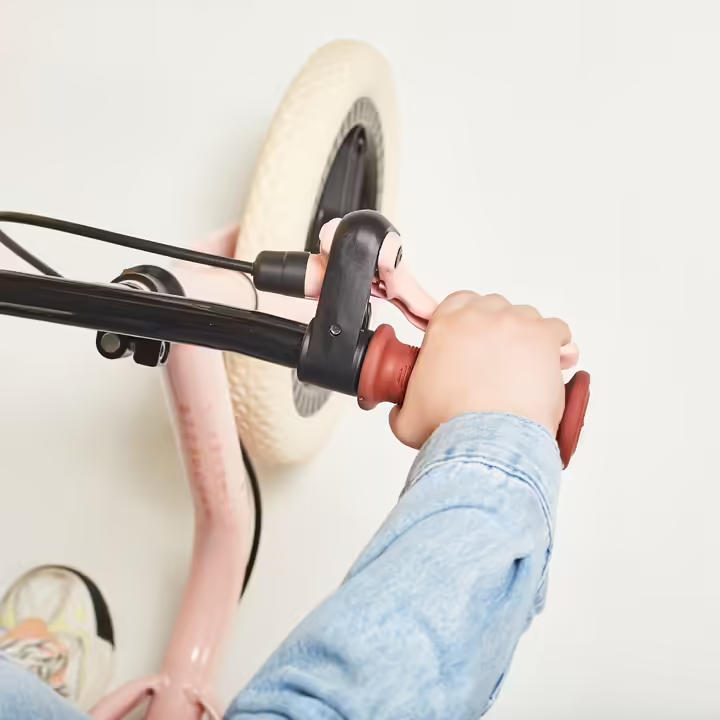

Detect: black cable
[240, 442, 262, 597]
[0, 227, 63, 277]
[0, 212, 255, 275]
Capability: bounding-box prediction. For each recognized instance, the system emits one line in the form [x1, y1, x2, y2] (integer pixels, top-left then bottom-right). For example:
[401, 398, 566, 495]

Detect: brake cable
[0, 211, 254, 278]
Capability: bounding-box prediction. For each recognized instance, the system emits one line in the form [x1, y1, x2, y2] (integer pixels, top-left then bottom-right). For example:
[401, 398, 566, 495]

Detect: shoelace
[0, 636, 70, 697]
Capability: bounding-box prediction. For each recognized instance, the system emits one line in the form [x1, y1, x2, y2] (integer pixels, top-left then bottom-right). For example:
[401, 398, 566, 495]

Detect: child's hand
[390, 291, 572, 449]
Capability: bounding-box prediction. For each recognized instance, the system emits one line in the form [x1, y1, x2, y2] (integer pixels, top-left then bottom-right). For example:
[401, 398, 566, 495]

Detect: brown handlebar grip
[358, 324, 590, 468]
[556, 370, 590, 469]
[358, 324, 419, 411]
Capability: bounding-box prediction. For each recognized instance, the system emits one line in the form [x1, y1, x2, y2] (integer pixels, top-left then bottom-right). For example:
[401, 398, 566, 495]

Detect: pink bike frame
[88, 228, 315, 720]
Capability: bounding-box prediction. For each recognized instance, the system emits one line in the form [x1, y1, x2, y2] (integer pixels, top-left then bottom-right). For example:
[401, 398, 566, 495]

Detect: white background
[1, 2, 719, 718]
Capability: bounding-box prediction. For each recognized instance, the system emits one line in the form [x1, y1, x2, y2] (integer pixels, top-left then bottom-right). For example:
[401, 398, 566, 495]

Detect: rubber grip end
[358, 324, 419, 411]
[557, 370, 591, 469]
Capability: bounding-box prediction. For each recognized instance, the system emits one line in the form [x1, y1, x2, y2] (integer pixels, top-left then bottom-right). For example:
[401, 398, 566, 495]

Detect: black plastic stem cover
[296, 210, 395, 395]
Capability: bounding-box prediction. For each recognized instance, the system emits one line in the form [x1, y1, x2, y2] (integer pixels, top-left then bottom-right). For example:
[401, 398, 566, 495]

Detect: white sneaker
[0, 565, 115, 711]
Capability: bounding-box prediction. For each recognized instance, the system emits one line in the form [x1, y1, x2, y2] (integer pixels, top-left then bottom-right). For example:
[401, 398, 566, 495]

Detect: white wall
[1, 2, 718, 718]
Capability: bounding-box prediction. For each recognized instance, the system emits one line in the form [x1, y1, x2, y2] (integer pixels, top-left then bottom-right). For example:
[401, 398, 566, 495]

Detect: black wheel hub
[306, 124, 379, 253]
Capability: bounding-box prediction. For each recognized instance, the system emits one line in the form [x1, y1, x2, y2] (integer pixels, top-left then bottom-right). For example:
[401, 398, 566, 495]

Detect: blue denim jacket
[227, 412, 562, 720]
[0, 413, 562, 720]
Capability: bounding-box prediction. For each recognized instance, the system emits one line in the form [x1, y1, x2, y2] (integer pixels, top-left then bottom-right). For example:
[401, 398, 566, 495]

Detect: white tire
[225, 40, 399, 466]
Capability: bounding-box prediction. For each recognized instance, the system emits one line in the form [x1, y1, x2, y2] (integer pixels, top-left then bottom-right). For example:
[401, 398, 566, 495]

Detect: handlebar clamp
[296, 210, 395, 395]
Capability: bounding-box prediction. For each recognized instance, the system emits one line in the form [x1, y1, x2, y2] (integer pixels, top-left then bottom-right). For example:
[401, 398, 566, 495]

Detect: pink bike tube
[90, 229, 261, 720]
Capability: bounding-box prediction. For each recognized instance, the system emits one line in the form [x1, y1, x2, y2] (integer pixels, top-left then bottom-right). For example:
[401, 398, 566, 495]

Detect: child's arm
[227, 411, 561, 720]
[228, 291, 571, 720]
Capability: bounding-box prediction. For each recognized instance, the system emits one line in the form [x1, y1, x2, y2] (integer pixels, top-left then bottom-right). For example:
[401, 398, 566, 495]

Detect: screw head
[329, 324, 342, 337]
[99, 333, 122, 354]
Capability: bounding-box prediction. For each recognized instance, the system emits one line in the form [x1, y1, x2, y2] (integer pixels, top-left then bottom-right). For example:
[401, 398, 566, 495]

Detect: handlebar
[0, 270, 307, 367]
[0, 208, 591, 467]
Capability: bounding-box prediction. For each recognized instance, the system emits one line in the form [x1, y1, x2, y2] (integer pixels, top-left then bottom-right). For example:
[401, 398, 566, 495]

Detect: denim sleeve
[226, 412, 563, 720]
